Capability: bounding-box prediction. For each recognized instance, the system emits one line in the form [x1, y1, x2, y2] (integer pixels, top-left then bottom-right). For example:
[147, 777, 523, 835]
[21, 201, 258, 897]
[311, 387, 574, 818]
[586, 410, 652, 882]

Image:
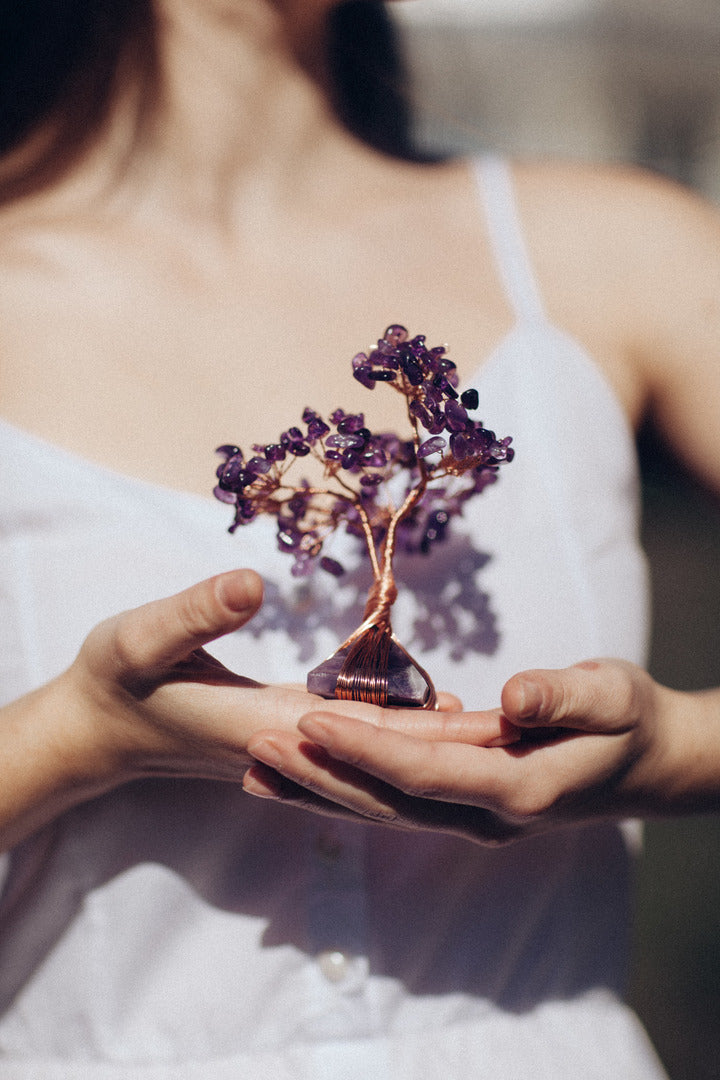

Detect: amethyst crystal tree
[214, 325, 513, 709]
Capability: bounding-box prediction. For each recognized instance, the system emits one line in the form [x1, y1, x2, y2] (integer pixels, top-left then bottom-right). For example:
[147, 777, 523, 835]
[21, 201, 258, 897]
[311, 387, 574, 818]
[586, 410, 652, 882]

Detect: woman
[0, 0, 718, 1075]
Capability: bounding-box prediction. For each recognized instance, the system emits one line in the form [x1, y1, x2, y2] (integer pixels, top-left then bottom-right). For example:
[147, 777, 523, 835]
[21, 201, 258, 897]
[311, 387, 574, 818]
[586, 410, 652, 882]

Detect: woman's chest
[1, 278, 514, 497]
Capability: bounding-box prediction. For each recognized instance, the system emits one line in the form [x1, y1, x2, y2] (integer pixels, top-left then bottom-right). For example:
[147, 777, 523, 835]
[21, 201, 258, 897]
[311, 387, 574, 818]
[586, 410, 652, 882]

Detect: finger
[246, 736, 440, 826]
[259, 715, 636, 824]
[108, 570, 264, 681]
[251, 718, 513, 809]
[501, 660, 641, 734]
[245, 760, 408, 825]
[308, 704, 519, 747]
[436, 692, 463, 713]
[243, 760, 519, 845]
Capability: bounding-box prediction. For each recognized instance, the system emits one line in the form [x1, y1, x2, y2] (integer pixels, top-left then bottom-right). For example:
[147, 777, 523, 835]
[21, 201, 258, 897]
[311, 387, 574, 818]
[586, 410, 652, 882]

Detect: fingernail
[243, 767, 282, 800]
[217, 571, 262, 613]
[516, 680, 543, 718]
[486, 729, 521, 748]
[297, 715, 332, 741]
[247, 738, 281, 768]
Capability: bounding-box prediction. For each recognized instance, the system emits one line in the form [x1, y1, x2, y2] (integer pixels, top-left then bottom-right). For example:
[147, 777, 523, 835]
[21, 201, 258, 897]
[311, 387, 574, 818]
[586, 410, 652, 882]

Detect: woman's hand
[68, 568, 307, 783]
[243, 659, 720, 844]
[0, 569, 511, 850]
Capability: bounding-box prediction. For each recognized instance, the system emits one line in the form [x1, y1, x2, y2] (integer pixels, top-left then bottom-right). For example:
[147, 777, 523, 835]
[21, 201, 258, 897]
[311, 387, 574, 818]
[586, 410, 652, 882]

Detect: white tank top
[0, 159, 665, 1078]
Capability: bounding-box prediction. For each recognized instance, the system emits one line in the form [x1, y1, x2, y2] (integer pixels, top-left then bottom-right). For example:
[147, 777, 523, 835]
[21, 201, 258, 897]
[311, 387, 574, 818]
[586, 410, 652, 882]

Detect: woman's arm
[0, 569, 266, 850]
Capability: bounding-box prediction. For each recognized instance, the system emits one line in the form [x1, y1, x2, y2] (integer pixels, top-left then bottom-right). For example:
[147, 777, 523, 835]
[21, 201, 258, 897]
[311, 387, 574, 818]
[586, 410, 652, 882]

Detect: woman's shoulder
[509, 156, 720, 483]
[501, 156, 720, 430]
[510, 155, 720, 270]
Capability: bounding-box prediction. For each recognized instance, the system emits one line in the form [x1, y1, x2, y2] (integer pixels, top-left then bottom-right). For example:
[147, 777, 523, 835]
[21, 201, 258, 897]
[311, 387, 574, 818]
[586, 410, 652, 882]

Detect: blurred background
[388, 2, 720, 1078]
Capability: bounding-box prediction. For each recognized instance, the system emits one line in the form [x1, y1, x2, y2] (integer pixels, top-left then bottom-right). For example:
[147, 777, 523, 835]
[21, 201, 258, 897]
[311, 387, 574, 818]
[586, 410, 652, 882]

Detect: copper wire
[332, 477, 438, 709]
[335, 625, 392, 707]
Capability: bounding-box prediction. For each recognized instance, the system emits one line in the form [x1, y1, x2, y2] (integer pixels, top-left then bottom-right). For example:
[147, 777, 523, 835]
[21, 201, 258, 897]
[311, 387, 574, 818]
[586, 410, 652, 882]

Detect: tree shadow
[242, 530, 500, 664]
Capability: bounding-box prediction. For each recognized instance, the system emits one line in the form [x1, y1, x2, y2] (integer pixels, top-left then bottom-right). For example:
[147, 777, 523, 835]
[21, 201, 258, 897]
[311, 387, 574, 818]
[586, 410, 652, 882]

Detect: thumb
[107, 570, 264, 681]
[501, 660, 639, 734]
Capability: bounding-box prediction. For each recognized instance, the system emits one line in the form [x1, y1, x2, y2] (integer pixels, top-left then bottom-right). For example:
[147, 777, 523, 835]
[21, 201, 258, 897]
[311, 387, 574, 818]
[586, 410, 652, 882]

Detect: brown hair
[0, 0, 157, 203]
[0, 0, 422, 205]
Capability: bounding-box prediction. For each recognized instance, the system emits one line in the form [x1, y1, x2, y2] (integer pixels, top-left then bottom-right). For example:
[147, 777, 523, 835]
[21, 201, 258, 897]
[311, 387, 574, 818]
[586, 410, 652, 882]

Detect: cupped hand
[60, 570, 511, 788]
[243, 659, 680, 844]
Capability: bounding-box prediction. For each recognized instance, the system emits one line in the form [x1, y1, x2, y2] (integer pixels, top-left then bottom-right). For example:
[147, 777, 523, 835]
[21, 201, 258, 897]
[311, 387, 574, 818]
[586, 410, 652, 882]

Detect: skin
[0, 0, 720, 852]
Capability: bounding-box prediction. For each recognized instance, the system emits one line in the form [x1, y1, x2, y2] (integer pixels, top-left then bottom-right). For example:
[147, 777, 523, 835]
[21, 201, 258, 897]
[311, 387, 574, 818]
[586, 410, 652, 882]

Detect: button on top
[317, 949, 349, 983]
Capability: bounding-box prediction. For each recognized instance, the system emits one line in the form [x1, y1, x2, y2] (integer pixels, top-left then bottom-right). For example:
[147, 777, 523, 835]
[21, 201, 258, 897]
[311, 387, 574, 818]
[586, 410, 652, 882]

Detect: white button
[317, 950, 349, 983]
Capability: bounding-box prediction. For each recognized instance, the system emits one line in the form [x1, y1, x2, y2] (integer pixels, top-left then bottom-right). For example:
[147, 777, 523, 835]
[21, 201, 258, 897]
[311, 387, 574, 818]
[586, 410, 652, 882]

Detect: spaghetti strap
[474, 156, 547, 325]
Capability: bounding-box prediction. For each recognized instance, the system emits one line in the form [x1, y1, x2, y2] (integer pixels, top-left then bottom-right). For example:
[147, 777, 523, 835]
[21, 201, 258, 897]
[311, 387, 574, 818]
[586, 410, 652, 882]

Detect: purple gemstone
[417, 436, 446, 458]
[213, 484, 236, 505]
[218, 461, 255, 491]
[466, 428, 492, 456]
[247, 456, 272, 475]
[278, 530, 302, 552]
[400, 356, 424, 385]
[444, 399, 469, 432]
[377, 432, 400, 455]
[215, 444, 241, 460]
[353, 366, 375, 389]
[326, 433, 365, 450]
[491, 437, 514, 462]
[383, 324, 408, 345]
[307, 418, 330, 441]
[320, 556, 345, 577]
[409, 400, 433, 429]
[427, 414, 446, 435]
[287, 443, 310, 456]
[361, 449, 387, 467]
[288, 493, 307, 515]
[460, 388, 479, 411]
[307, 634, 435, 708]
[337, 413, 365, 434]
[264, 443, 286, 462]
[449, 432, 469, 460]
[235, 498, 256, 523]
[360, 473, 383, 486]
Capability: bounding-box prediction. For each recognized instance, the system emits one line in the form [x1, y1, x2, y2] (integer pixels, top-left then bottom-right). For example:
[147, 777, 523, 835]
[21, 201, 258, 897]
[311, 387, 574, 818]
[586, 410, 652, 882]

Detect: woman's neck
[25, 0, 372, 233]
[150, 0, 338, 195]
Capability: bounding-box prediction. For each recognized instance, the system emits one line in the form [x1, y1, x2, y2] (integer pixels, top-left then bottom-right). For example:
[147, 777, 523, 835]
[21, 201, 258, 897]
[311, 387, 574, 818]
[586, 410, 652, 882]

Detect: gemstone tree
[214, 325, 514, 709]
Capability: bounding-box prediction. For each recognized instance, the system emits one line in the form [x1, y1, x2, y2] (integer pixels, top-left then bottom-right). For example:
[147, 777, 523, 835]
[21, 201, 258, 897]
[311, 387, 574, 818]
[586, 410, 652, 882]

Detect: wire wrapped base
[306, 626, 437, 709]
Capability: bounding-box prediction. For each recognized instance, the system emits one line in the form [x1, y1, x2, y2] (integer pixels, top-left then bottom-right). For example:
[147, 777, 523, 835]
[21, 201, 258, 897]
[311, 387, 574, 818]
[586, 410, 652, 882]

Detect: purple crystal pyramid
[307, 627, 436, 709]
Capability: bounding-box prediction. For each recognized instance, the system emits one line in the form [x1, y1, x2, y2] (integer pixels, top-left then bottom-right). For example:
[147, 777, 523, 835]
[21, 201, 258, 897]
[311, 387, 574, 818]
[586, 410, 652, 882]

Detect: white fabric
[0, 159, 665, 1077]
